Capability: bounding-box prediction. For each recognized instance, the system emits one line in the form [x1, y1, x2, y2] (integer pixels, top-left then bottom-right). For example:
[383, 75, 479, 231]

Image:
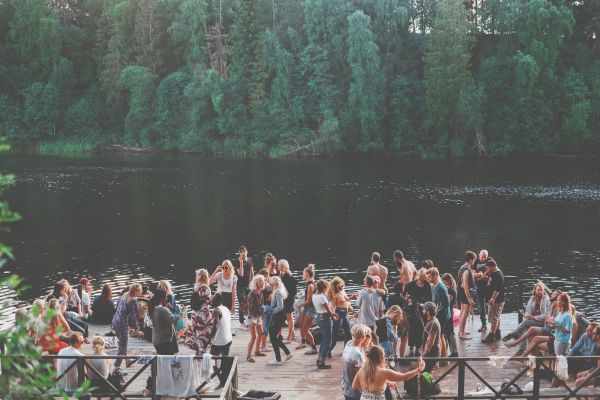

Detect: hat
[421, 301, 437, 315]
[79, 277, 90, 285]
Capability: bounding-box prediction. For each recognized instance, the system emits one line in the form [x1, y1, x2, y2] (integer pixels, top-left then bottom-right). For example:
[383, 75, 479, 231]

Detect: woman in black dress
[405, 268, 432, 356]
[278, 259, 297, 342]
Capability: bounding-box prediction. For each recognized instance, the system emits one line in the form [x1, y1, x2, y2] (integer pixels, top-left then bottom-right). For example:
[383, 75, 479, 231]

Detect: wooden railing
[390, 355, 600, 399]
[5, 354, 238, 400]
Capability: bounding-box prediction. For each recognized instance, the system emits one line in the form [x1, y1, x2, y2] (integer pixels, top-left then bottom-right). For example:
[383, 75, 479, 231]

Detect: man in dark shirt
[482, 259, 505, 343]
[234, 245, 254, 325]
[473, 249, 490, 332]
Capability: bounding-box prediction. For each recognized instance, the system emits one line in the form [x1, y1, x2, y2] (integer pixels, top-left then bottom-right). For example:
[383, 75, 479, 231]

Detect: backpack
[404, 373, 441, 396]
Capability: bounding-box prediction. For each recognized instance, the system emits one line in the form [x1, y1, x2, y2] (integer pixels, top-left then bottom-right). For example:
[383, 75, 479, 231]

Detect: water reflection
[2, 154, 600, 319]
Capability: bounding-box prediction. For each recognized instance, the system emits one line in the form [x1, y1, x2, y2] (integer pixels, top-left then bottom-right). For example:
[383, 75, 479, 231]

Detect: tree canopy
[0, 0, 598, 157]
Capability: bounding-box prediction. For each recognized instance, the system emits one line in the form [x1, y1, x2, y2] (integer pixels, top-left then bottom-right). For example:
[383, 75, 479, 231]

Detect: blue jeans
[236, 286, 249, 323]
[330, 307, 351, 353]
[381, 340, 394, 356]
[316, 314, 332, 362]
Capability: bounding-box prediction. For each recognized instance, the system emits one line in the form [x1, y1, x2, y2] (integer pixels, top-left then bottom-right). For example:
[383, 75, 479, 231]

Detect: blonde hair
[350, 323, 370, 339]
[417, 268, 428, 280]
[195, 269, 209, 285]
[532, 282, 545, 296]
[270, 276, 288, 299]
[361, 346, 386, 391]
[303, 264, 315, 280]
[441, 273, 456, 289]
[92, 336, 106, 353]
[278, 259, 290, 275]
[249, 275, 265, 291]
[385, 305, 403, 320]
[158, 280, 172, 295]
[327, 276, 344, 300]
[33, 298, 45, 313]
[221, 260, 234, 276]
[47, 298, 61, 311]
[429, 267, 440, 278]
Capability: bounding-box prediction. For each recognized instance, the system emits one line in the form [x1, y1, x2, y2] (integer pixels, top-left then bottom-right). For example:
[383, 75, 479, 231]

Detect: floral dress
[111, 296, 140, 367]
[185, 284, 213, 355]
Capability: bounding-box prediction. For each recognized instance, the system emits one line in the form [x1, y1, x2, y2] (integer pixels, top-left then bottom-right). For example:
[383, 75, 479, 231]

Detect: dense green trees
[0, 0, 598, 157]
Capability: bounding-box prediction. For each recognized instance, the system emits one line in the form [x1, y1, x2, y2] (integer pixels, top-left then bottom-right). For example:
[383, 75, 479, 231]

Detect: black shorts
[458, 288, 470, 305]
[210, 341, 232, 356]
[284, 298, 294, 314]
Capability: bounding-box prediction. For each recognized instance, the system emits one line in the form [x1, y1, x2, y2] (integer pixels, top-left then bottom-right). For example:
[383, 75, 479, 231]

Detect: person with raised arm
[234, 245, 254, 325]
[209, 260, 238, 315]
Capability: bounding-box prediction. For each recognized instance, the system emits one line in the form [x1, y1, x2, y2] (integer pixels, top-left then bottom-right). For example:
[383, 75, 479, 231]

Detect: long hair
[327, 276, 344, 300]
[270, 276, 288, 299]
[249, 275, 264, 291]
[361, 345, 385, 391]
[158, 280, 172, 295]
[124, 283, 142, 303]
[278, 259, 291, 276]
[195, 268, 209, 286]
[441, 273, 456, 289]
[303, 265, 315, 281]
[100, 284, 113, 301]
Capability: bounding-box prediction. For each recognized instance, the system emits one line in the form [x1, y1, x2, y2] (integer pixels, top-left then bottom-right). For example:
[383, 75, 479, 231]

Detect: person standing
[150, 289, 184, 355]
[312, 279, 339, 369]
[209, 292, 235, 388]
[356, 275, 385, 343]
[329, 276, 352, 357]
[341, 324, 370, 400]
[267, 276, 294, 366]
[430, 267, 451, 358]
[482, 259, 505, 343]
[278, 259, 297, 342]
[441, 273, 459, 357]
[474, 250, 491, 332]
[210, 260, 238, 315]
[405, 268, 432, 354]
[421, 302, 441, 373]
[366, 252, 388, 292]
[394, 250, 416, 286]
[185, 269, 213, 356]
[457, 251, 476, 339]
[245, 275, 266, 362]
[234, 245, 254, 325]
[112, 283, 144, 370]
[297, 265, 318, 354]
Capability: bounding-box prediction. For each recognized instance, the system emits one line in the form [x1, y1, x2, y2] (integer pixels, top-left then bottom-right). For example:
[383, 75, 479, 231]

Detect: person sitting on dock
[568, 322, 600, 376]
[501, 282, 551, 356]
[352, 345, 425, 400]
[56, 332, 85, 394]
[574, 325, 600, 388]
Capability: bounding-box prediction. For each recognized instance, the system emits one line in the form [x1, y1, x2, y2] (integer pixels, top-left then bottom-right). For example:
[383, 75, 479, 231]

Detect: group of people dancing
[17, 245, 600, 399]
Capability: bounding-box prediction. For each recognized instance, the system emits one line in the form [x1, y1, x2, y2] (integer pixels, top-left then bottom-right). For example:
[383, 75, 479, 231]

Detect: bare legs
[505, 326, 544, 348]
[247, 324, 259, 361]
[286, 312, 295, 341]
[459, 304, 471, 338]
[521, 335, 549, 357]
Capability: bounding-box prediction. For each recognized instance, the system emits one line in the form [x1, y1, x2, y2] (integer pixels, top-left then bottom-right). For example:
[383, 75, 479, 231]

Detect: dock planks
[82, 313, 597, 399]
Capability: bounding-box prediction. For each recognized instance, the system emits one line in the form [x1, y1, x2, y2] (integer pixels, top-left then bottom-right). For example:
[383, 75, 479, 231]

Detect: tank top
[213, 305, 233, 346]
[304, 280, 315, 302]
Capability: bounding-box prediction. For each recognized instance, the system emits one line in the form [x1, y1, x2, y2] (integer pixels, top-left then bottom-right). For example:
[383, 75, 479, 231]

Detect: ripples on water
[2, 155, 600, 323]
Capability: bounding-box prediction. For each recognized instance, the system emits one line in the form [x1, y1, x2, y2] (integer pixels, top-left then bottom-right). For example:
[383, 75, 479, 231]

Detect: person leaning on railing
[568, 322, 600, 376]
[574, 325, 600, 387]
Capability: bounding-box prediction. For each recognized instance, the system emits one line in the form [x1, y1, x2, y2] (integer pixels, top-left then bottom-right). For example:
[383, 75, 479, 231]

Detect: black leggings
[269, 312, 290, 362]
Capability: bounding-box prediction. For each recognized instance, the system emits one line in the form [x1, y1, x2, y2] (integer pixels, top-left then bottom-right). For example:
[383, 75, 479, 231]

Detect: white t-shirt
[312, 293, 329, 314]
[342, 343, 365, 398]
[57, 346, 84, 392]
[213, 305, 233, 346]
[216, 272, 237, 293]
[81, 291, 91, 318]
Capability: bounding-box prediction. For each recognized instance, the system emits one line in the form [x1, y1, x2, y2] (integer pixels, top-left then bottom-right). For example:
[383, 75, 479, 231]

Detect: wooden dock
[83, 313, 598, 399]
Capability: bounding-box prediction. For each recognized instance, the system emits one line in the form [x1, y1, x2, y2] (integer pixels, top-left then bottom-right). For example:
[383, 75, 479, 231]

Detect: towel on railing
[526, 355, 536, 376]
[487, 356, 510, 368]
[201, 353, 213, 385]
[555, 355, 569, 381]
[155, 355, 202, 398]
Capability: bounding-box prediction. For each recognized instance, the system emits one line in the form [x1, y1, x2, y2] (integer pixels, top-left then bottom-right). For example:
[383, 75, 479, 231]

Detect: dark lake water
[2, 153, 600, 322]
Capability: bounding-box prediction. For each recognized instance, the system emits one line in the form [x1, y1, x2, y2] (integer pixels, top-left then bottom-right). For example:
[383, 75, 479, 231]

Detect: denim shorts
[303, 305, 317, 318]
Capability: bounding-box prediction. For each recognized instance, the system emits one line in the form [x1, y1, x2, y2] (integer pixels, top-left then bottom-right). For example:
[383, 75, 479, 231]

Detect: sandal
[295, 343, 307, 350]
[317, 360, 331, 369]
[246, 357, 256, 363]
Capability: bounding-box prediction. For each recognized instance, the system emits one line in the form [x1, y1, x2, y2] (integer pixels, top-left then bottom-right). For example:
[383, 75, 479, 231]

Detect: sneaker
[305, 348, 318, 355]
[317, 361, 332, 369]
[295, 343, 307, 350]
[495, 330, 502, 341]
[478, 325, 488, 333]
[285, 353, 294, 362]
[481, 333, 495, 343]
[267, 360, 284, 366]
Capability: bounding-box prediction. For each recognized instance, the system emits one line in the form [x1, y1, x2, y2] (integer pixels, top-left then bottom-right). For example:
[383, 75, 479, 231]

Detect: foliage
[0, 0, 596, 157]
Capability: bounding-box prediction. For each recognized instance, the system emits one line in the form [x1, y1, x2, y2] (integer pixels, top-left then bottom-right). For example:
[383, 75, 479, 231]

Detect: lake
[2, 153, 600, 320]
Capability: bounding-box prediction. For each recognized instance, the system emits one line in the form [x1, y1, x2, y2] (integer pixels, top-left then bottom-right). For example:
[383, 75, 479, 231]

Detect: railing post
[518, 279, 523, 323]
[457, 360, 465, 400]
[77, 357, 85, 387]
[532, 358, 541, 399]
[151, 357, 158, 400]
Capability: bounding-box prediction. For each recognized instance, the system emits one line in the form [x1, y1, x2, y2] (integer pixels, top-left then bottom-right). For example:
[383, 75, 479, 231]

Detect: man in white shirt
[56, 332, 85, 393]
[79, 278, 92, 320]
[341, 324, 370, 400]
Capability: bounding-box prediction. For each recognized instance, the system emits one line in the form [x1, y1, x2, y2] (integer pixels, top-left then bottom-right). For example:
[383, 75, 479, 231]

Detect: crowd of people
[16, 246, 600, 398]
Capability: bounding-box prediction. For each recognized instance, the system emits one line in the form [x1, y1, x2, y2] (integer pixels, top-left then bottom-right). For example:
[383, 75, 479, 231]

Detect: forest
[0, 0, 598, 158]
